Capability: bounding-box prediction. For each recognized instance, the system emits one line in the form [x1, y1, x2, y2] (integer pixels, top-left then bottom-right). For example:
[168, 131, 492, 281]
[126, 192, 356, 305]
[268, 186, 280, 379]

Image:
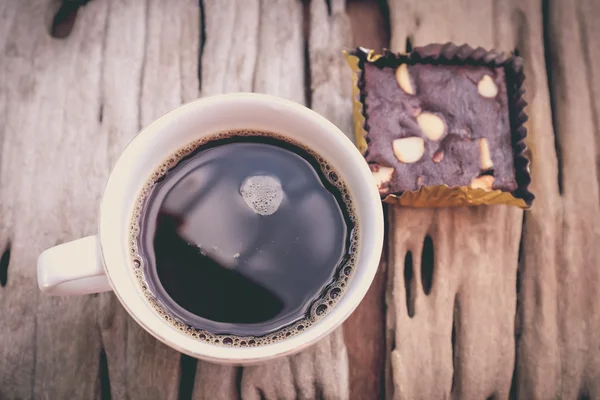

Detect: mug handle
[37, 236, 112, 296]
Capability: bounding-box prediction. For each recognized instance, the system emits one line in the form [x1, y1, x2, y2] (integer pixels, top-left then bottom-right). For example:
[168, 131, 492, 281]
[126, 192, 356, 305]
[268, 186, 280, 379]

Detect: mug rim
[98, 93, 384, 363]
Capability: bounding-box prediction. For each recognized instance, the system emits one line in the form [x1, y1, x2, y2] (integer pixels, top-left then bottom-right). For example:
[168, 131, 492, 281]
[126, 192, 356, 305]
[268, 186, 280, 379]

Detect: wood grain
[385, 1, 521, 399]
[345, 1, 390, 399]
[2, 0, 600, 398]
[347, 0, 390, 53]
[0, 0, 108, 397]
[383, 0, 600, 399]
[0, 0, 200, 398]
[196, 0, 350, 398]
[97, 1, 200, 399]
[507, 0, 600, 398]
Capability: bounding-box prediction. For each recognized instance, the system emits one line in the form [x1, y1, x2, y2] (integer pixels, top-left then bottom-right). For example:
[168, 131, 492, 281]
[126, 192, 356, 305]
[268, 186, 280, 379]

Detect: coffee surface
[133, 132, 356, 341]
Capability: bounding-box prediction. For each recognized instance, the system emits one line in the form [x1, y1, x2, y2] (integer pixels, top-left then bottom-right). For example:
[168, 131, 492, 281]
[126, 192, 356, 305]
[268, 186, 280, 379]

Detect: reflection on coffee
[129, 130, 358, 346]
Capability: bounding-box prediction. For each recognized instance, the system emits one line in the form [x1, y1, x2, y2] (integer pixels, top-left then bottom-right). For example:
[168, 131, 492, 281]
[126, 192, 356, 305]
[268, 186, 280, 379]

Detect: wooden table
[1, 0, 599, 398]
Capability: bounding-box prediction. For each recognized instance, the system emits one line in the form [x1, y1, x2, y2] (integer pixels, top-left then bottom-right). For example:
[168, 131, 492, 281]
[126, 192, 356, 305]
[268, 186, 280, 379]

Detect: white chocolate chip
[477, 75, 498, 98]
[479, 138, 494, 170]
[470, 175, 494, 191]
[395, 64, 414, 95]
[370, 165, 395, 194]
[416, 112, 446, 141]
[392, 137, 425, 163]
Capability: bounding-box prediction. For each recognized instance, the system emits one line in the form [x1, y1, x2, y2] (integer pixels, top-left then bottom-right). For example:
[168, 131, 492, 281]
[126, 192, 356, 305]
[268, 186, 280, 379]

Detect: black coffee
[131, 130, 357, 345]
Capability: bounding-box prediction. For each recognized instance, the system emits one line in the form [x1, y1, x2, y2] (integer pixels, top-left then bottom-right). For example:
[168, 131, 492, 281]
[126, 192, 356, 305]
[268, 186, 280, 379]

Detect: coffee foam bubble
[240, 175, 284, 216]
[128, 129, 359, 347]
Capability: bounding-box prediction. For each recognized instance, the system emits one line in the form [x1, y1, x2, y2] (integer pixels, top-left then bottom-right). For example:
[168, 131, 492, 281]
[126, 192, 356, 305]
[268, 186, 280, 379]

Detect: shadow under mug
[37, 93, 384, 364]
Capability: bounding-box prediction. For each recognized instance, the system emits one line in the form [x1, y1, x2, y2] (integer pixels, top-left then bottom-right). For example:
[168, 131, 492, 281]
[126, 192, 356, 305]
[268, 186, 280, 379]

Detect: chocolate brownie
[364, 61, 518, 194]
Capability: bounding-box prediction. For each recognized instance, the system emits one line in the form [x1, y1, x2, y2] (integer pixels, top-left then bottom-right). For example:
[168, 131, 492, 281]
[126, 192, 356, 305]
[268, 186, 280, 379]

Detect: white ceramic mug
[37, 93, 384, 364]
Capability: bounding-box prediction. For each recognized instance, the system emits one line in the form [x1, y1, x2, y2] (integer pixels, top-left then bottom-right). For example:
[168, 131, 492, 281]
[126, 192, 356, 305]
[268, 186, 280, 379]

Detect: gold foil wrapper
[344, 44, 534, 209]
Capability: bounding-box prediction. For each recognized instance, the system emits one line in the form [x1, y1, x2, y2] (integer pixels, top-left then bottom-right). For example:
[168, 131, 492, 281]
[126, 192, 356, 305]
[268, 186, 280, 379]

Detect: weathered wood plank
[580, 0, 600, 184]
[8, 0, 600, 398]
[0, 0, 109, 398]
[238, 1, 351, 398]
[506, 0, 600, 397]
[96, 0, 201, 399]
[385, 0, 522, 398]
[309, 0, 353, 139]
[385, 0, 600, 399]
[347, 0, 390, 53]
[1, 0, 356, 397]
[574, 3, 600, 397]
[190, 0, 255, 397]
[344, 248, 388, 400]
[199, 0, 259, 96]
[0, 0, 200, 398]
[345, 1, 390, 399]
[492, 1, 561, 399]
[492, 0, 563, 398]
[194, 1, 351, 399]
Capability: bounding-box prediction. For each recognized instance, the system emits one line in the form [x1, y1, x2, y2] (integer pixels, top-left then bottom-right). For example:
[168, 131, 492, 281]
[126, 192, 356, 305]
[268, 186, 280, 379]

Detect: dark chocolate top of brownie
[363, 61, 517, 193]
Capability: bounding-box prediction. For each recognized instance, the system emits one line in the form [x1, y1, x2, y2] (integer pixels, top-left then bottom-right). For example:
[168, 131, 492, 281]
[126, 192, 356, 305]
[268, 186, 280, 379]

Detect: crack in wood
[50, 0, 88, 39]
[578, 391, 591, 400]
[511, 9, 529, 91]
[137, 0, 150, 131]
[405, 36, 413, 53]
[378, 0, 391, 49]
[510, 7, 534, 166]
[258, 388, 267, 400]
[403, 251, 415, 318]
[98, 5, 109, 126]
[236, 365, 244, 397]
[385, 249, 396, 400]
[509, 361, 518, 400]
[414, 16, 421, 28]
[421, 235, 434, 295]
[542, 0, 563, 195]
[510, 213, 526, 399]
[251, 0, 264, 93]
[313, 378, 325, 400]
[198, 0, 206, 91]
[450, 295, 459, 394]
[303, 0, 312, 108]
[347, 0, 390, 52]
[511, 7, 535, 184]
[0, 241, 10, 287]
[99, 347, 111, 400]
[177, 354, 197, 400]
[515, 212, 525, 338]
